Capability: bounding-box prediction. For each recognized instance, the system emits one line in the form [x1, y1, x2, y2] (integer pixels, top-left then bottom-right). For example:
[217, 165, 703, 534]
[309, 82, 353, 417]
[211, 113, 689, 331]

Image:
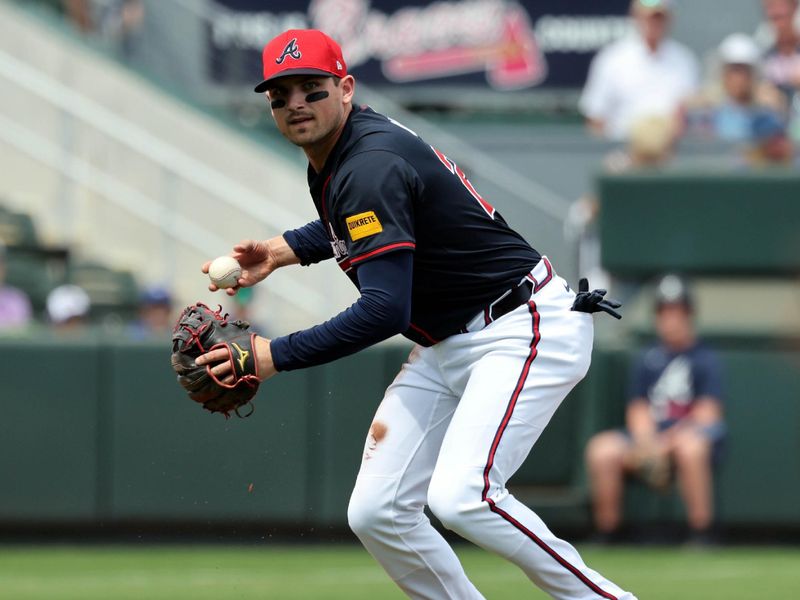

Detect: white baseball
[208, 255, 242, 289]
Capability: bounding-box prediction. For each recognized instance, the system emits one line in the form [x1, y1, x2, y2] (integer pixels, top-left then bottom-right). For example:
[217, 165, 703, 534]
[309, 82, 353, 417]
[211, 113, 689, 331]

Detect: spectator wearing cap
[46, 283, 91, 334]
[580, 0, 699, 141]
[127, 285, 173, 340]
[685, 33, 786, 142]
[585, 275, 726, 545]
[0, 241, 33, 332]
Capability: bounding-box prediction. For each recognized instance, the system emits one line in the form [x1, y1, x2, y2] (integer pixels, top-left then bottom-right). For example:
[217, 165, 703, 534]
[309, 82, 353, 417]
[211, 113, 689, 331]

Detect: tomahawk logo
[276, 38, 302, 64]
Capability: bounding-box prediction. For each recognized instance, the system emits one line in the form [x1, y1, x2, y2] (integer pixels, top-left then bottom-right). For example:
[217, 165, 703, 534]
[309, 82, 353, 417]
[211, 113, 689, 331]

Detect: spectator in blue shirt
[684, 33, 786, 142]
[585, 275, 726, 544]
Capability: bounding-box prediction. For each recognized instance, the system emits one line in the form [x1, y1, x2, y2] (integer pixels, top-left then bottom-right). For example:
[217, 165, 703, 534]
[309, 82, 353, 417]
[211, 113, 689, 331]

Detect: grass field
[0, 543, 798, 599]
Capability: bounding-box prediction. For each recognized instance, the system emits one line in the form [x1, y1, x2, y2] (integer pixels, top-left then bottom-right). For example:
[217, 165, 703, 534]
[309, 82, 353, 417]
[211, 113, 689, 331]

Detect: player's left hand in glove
[171, 302, 261, 417]
[571, 278, 623, 319]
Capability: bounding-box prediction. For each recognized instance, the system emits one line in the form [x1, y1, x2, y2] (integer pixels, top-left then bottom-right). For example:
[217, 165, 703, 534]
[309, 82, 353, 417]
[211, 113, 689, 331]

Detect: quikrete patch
[346, 211, 383, 241]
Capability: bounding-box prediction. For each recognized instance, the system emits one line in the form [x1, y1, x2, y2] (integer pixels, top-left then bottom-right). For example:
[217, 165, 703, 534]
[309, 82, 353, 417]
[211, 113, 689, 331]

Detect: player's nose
[285, 87, 307, 110]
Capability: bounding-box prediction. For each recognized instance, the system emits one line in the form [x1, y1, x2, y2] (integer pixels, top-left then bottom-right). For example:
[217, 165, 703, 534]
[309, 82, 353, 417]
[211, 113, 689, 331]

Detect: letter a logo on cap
[276, 38, 302, 64]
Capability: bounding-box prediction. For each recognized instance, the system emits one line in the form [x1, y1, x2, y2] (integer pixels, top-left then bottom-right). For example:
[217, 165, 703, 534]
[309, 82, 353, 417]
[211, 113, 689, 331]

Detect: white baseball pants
[347, 259, 636, 600]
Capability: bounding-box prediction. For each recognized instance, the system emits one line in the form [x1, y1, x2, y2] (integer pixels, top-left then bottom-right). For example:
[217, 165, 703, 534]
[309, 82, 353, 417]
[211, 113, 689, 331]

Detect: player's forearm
[270, 251, 413, 372]
[267, 235, 302, 269]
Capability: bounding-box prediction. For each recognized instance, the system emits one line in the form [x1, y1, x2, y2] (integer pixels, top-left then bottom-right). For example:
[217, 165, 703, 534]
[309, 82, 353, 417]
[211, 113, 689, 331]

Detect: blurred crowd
[569, 0, 800, 292]
[0, 240, 174, 339]
[38, 0, 144, 56]
[0, 241, 261, 341]
[580, 0, 800, 166]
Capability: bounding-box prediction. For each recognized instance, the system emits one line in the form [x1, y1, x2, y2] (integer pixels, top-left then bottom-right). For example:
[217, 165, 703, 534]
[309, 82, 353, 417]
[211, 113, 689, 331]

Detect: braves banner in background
[210, 0, 631, 90]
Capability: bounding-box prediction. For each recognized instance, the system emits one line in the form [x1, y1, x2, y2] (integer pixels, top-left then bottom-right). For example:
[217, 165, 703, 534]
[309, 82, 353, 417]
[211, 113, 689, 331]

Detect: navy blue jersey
[301, 106, 540, 345]
[628, 342, 723, 426]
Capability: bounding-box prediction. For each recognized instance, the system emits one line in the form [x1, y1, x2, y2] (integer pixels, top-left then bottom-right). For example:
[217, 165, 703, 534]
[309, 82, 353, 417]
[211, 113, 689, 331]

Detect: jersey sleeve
[330, 151, 420, 266]
[283, 219, 333, 266]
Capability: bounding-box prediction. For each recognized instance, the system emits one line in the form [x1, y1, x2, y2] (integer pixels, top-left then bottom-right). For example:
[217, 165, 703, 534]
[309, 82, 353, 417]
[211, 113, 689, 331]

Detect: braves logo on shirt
[276, 38, 301, 64]
[327, 222, 348, 260]
[649, 356, 693, 422]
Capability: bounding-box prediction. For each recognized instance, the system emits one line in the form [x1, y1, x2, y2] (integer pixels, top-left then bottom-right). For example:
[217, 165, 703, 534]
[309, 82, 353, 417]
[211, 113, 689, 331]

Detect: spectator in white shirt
[579, 0, 699, 141]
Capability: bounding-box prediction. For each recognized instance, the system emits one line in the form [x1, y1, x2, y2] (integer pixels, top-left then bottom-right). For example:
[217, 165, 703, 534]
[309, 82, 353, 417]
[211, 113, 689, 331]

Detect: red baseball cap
[254, 29, 347, 93]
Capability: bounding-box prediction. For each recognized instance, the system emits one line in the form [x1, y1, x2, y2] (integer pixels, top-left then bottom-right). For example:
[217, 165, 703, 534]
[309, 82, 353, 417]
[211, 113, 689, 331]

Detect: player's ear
[340, 75, 355, 105]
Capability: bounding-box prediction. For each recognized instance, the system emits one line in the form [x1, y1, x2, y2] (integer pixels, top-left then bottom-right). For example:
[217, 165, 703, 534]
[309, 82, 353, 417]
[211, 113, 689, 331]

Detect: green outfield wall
[2, 336, 798, 531]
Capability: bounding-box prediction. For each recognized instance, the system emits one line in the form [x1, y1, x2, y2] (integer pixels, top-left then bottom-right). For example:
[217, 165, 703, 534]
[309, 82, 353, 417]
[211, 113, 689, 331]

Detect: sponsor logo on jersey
[232, 342, 250, 372]
[276, 38, 301, 64]
[346, 211, 383, 241]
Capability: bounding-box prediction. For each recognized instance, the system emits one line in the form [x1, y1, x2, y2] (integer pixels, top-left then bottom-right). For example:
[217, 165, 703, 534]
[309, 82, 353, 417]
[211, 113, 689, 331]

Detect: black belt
[406, 259, 553, 346]
[484, 279, 534, 324]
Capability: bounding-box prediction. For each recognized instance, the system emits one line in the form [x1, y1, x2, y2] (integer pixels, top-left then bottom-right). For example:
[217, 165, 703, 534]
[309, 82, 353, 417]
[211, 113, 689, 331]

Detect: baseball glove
[170, 302, 260, 418]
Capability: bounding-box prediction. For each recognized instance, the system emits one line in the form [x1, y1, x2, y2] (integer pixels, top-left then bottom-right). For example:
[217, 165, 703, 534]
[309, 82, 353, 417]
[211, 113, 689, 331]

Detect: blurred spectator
[585, 275, 726, 545]
[95, 0, 144, 51]
[761, 0, 800, 103]
[63, 0, 93, 33]
[685, 34, 786, 142]
[566, 115, 676, 293]
[46, 283, 91, 334]
[0, 241, 33, 331]
[62, 0, 144, 55]
[127, 285, 173, 340]
[743, 109, 797, 165]
[579, 0, 699, 140]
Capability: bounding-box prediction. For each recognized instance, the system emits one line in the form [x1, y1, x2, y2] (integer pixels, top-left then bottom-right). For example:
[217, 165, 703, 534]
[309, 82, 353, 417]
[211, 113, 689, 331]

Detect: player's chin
[286, 129, 320, 146]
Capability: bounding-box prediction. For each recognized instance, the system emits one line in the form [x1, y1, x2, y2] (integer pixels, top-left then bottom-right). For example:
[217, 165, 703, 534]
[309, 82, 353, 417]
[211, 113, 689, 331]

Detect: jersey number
[431, 147, 496, 218]
[386, 116, 496, 218]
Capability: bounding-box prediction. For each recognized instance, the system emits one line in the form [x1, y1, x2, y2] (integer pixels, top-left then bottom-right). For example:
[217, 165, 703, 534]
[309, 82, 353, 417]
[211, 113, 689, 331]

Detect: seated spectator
[127, 285, 173, 340]
[761, 0, 800, 104]
[585, 275, 726, 544]
[46, 283, 91, 334]
[580, 0, 699, 140]
[0, 241, 33, 332]
[685, 33, 786, 142]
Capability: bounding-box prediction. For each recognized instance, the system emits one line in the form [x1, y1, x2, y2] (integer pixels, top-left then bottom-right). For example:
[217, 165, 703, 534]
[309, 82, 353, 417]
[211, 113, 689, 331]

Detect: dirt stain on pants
[363, 420, 388, 460]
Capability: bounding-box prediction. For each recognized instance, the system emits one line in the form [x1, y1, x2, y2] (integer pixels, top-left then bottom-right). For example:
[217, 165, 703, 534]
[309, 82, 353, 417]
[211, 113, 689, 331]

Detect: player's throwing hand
[201, 239, 282, 295]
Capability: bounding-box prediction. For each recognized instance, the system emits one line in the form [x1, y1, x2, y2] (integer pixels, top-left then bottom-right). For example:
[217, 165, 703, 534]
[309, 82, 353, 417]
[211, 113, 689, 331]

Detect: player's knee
[427, 475, 480, 533]
[347, 486, 392, 538]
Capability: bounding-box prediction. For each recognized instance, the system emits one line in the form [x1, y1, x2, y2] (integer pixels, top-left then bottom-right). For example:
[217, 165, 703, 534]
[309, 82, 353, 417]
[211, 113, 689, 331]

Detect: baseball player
[196, 29, 635, 600]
